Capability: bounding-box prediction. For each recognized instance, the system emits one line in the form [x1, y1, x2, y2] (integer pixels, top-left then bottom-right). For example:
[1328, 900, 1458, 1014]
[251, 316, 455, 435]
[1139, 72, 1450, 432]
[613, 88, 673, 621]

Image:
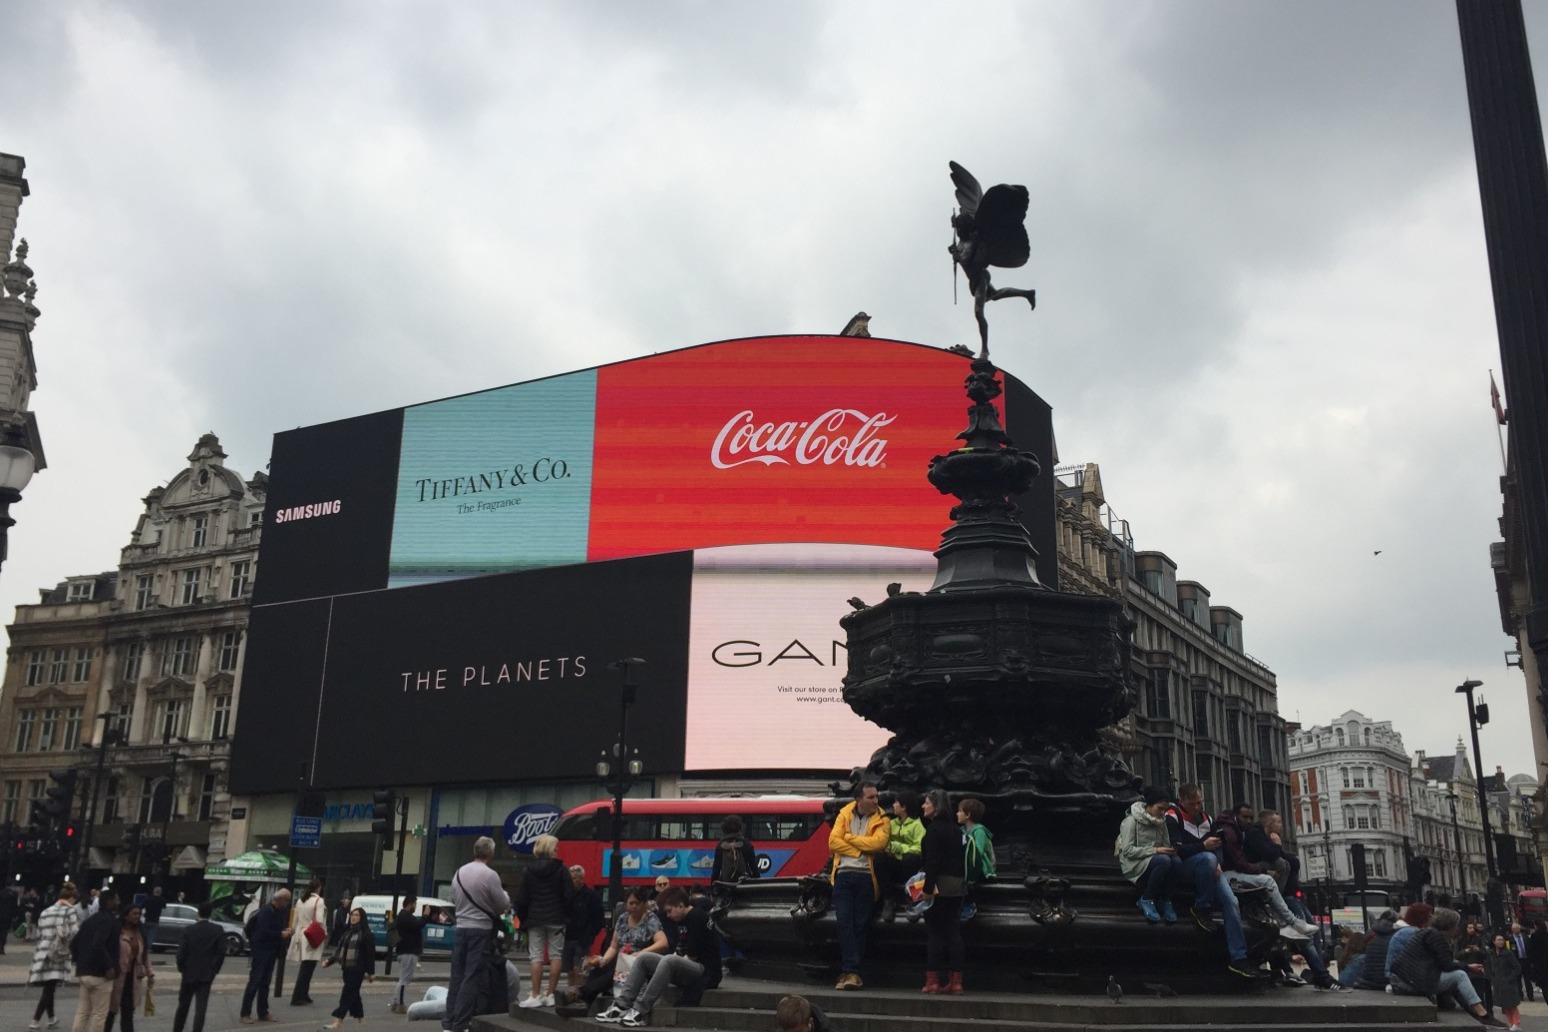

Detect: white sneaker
[1278, 924, 1310, 941]
[518, 995, 543, 1009]
[619, 1009, 648, 1028]
[540, 994, 556, 1007]
[1291, 919, 1320, 937]
[595, 1003, 628, 1024]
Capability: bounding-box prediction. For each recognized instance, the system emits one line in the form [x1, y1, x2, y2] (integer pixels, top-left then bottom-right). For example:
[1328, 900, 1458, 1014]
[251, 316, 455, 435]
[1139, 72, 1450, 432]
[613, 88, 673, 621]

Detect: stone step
[655, 1009, 1439, 1032]
[681, 985, 1437, 1025]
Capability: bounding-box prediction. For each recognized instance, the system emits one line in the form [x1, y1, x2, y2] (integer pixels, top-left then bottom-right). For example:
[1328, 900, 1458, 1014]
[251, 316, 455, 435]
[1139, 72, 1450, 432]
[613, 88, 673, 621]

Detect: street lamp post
[1449, 791, 1467, 906]
[158, 748, 183, 879]
[78, 714, 120, 885]
[1455, 679, 1498, 877]
[1322, 822, 1333, 930]
[598, 658, 645, 909]
[0, 423, 36, 576]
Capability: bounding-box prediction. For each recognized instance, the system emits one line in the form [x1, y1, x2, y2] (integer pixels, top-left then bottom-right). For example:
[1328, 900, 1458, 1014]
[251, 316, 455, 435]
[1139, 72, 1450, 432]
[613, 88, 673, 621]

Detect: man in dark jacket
[1355, 913, 1399, 990]
[1390, 906, 1506, 1026]
[597, 887, 719, 1025]
[1244, 810, 1302, 900]
[1214, 804, 1318, 941]
[239, 889, 292, 1023]
[175, 902, 227, 1032]
[72, 890, 121, 1032]
[391, 896, 424, 1014]
[563, 867, 604, 989]
[1164, 784, 1260, 980]
[328, 892, 352, 947]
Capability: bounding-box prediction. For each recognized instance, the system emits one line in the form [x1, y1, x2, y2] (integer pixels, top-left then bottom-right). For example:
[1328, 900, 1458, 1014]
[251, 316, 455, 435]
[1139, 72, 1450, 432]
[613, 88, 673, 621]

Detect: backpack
[964, 827, 996, 888]
[244, 908, 261, 942]
[717, 837, 751, 883]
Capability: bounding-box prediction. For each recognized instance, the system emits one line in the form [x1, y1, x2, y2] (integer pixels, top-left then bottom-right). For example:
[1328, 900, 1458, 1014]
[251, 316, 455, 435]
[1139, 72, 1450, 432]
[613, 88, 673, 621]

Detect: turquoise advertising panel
[388, 371, 597, 587]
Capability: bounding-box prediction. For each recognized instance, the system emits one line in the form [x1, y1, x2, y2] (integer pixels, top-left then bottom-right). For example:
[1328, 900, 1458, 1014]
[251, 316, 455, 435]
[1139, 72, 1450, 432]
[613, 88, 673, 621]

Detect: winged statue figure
[948, 161, 1037, 359]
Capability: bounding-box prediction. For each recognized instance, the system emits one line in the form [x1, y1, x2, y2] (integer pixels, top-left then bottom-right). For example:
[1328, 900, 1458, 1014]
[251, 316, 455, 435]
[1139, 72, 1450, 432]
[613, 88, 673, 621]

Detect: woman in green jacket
[878, 790, 925, 922]
[1115, 787, 1180, 923]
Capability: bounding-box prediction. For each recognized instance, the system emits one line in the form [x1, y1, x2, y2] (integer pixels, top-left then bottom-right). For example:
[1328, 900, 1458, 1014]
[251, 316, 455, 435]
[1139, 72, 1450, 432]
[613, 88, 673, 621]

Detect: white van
[351, 895, 457, 956]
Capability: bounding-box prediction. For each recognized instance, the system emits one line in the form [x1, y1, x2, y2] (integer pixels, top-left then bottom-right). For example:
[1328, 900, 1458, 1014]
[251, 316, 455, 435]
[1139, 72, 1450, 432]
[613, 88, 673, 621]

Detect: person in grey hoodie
[1116, 787, 1180, 924]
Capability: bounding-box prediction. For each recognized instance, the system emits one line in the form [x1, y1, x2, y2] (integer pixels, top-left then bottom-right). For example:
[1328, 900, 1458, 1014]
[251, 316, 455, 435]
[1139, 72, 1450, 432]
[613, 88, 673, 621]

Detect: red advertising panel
[589, 337, 974, 559]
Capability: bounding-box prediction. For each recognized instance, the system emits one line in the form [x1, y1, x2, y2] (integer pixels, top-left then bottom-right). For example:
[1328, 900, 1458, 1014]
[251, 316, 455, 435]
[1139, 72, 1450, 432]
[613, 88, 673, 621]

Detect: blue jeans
[831, 871, 875, 975]
[1182, 851, 1247, 961]
[1436, 968, 1482, 1008]
[1140, 854, 1181, 902]
[444, 926, 492, 1032]
[1337, 952, 1365, 988]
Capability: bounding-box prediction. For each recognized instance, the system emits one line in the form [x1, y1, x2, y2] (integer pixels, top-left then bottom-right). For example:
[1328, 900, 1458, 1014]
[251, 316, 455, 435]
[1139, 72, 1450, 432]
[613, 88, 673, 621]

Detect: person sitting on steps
[1390, 906, 1508, 1027]
[1117, 786, 1181, 924]
[1165, 783, 1267, 980]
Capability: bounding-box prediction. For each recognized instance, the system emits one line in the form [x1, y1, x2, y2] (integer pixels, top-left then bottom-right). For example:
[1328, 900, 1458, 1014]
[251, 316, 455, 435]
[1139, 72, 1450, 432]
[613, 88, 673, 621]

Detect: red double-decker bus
[553, 796, 831, 891]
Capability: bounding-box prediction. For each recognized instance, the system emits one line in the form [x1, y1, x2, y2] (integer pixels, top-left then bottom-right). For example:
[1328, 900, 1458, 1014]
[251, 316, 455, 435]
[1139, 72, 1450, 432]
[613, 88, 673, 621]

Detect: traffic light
[42, 768, 78, 824]
[371, 790, 397, 840]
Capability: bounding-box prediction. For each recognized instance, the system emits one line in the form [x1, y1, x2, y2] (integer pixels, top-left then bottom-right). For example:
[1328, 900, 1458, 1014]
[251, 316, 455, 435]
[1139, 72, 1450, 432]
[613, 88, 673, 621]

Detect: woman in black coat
[515, 834, 575, 1008]
[322, 907, 375, 1027]
[1485, 932, 1523, 1028]
[919, 788, 966, 996]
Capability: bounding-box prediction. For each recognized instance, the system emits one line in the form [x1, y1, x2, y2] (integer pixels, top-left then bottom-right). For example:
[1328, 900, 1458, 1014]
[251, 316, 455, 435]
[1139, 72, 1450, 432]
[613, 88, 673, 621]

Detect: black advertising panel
[1002, 375, 1058, 589]
[228, 598, 334, 794]
[252, 407, 404, 606]
[306, 550, 693, 790]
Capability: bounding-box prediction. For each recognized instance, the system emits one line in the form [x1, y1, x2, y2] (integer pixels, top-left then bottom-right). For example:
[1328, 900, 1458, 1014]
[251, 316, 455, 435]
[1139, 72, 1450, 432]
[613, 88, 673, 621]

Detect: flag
[1491, 371, 1508, 425]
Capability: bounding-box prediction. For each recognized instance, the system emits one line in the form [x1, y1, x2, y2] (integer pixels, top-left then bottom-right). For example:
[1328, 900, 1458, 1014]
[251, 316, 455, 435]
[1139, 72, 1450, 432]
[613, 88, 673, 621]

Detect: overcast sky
[2, 0, 1543, 782]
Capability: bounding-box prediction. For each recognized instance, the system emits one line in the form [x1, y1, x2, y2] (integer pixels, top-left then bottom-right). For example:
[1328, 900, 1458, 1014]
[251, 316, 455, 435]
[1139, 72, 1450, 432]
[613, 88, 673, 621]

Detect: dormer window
[66, 581, 94, 601]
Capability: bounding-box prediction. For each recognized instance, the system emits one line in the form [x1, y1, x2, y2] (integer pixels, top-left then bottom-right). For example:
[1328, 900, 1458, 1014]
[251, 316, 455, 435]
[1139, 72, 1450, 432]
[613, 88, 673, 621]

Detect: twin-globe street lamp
[597, 658, 645, 908]
[0, 424, 37, 575]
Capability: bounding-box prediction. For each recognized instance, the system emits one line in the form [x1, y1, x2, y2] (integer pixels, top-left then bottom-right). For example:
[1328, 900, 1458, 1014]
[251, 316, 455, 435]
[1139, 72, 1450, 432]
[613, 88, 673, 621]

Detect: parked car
[149, 903, 248, 956]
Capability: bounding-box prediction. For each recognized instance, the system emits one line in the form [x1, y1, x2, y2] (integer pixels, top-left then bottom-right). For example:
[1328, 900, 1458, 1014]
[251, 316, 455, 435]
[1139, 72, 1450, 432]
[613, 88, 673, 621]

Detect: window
[135, 575, 155, 611]
[1153, 743, 1173, 790]
[229, 561, 252, 599]
[66, 581, 94, 601]
[24, 650, 42, 686]
[26, 779, 45, 804]
[1356, 813, 1371, 829]
[1341, 767, 1350, 788]
[48, 648, 67, 684]
[191, 516, 208, 547]
[248, 511, 263, 527]
[1370, 807, 1380, 830]
[1353, 770, 1366, 788]
[1343, 804, 1355, 829]
[180, 568, 204, 605]
[1336, 728, 1345, 745]
[208, 694, 232, 739]
[72, 647, 91, 683]
[101, 777, 121, 822]
[122, 642, 143, 682]
[1363, 727, 1371, 745]
[62, 708, 81, 751]
[198, 773, 217, 821]
[217, 632, 240, 672]
[1228, 715, 1242, 753]
[153, 699, 186, 743]
[113, 701, 133, 739]
[36, 708, 58, 751]
[1373, 850, 1387, 878]
[13, 711, 34, 752]
[0, 781, 17, 824]
[1192, 692, 1209, 736]
[1147, 669, 1171, 719]
[166, 637, 195, 678]
[137, 778, 158, 824]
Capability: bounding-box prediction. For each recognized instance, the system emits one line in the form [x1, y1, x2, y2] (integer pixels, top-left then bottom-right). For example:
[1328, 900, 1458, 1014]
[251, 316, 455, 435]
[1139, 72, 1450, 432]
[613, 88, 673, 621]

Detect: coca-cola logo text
[711, 409, 895, 469]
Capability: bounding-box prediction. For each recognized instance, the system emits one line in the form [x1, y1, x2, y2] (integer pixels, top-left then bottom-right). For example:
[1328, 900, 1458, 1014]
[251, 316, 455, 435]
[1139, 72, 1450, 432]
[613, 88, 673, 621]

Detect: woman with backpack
[919, 789, 966, 995]
[27, 883, 79, 1030]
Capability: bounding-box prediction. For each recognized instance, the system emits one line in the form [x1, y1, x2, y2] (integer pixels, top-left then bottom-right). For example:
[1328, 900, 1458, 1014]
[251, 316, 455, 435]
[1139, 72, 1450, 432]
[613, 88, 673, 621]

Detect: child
[958, 797, 994, 920]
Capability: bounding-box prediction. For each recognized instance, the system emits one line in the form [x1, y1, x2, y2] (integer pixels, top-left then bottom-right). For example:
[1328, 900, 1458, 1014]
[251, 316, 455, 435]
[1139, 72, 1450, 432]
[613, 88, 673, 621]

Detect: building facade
[0, 434, 262, 887]
[0, 151, 47, 549]
[1055, 463, 1291, 814]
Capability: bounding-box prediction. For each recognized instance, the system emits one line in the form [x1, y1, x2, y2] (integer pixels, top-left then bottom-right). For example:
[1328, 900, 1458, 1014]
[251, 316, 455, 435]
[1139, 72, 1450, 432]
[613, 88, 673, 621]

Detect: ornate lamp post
[598, 658, 645, 908]
[0, 423, 37, 575]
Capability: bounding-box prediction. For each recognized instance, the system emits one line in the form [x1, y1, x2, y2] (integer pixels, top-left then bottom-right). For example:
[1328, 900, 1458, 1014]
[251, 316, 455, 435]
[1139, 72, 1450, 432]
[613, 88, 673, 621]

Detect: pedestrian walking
[102, 903, 153, 1032]
[70, 889, 121, 1032]
[322, 907, 376, 1028]
[288, 880, 328, 1005]
[172, 903, 225, 1032]
[239, 889, 293, 1023]
[29, 883, 80, 1030]
[0, 885, 21, 954]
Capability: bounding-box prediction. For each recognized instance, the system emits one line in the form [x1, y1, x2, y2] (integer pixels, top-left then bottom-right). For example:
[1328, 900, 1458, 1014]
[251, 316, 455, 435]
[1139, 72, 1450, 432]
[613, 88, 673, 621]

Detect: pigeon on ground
[1107, 975, 1123, 1004]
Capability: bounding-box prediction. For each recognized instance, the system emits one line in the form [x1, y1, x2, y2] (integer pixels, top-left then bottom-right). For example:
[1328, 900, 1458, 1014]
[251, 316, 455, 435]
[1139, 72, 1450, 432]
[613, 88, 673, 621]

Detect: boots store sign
[504, 804, 563, 854]
[253, 335, 1055, 606]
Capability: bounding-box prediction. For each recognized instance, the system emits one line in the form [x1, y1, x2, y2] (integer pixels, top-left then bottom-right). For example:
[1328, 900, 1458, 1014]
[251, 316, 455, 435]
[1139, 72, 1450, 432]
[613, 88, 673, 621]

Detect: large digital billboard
[234, 336, 1056, 791]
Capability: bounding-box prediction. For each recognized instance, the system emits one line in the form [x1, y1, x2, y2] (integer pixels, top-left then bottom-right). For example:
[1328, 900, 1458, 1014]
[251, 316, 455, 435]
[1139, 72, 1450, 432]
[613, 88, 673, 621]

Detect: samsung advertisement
[232, 336, 1056, 792]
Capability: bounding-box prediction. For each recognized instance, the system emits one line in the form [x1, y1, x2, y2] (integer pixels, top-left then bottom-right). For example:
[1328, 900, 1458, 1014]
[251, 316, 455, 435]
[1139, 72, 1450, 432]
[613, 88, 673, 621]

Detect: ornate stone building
[0, 434, 263, 885]
[1055, 463, 1291, 813]
[0, 152, 47, 541]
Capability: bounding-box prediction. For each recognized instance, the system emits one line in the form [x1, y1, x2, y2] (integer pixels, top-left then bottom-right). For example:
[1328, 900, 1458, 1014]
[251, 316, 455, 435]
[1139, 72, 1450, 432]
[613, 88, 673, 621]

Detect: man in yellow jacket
[827, 781, 890, 990]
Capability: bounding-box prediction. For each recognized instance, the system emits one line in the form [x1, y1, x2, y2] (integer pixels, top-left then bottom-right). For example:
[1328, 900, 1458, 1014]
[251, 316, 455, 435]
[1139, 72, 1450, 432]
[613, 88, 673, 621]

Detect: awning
[170, 846, 207, 872]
